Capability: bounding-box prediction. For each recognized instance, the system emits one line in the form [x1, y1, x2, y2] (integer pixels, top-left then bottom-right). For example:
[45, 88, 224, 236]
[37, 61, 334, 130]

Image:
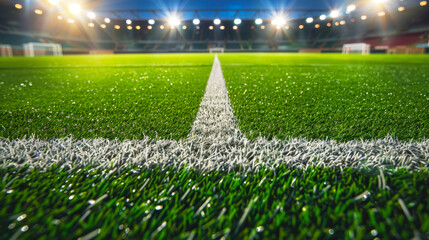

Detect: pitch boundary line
[1, 55, 428, 172]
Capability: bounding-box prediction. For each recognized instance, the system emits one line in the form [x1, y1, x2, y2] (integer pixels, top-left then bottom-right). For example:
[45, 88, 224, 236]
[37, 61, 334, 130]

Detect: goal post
[0, 44, 13, 57]
[342, 43, 370, 55]
[23, 42, 63, 57]
[209, 47, 225, 53]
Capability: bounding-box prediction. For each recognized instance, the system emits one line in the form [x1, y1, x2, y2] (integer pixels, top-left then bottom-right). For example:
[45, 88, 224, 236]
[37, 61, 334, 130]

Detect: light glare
[126, 19, 132, 25]
[234, 18, 242, 25]
[330, 10, 340, 18]
[306, 17, 313, 23]
[148, 19, 155, 25]
[319, 14, 327, 20]
[255, 18, 263, 25]
[193, 19, 200, 25]
[168, 16, 181, 27]
[87, 12, 96, 19]
[214, 18, 221, 25]
[68, 4, 81, 15]
[104, 18, 111, 23]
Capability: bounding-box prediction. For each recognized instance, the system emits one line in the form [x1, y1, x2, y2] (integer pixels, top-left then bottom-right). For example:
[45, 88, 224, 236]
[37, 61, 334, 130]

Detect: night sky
[96, 0, 346, 11]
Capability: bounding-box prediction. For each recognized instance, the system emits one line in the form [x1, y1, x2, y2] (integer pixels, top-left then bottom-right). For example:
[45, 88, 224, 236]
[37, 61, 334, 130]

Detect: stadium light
[220, 25, 225, 30]
[126, 19, 132, 25]
[160, 25, 165, 29]
[261, 25, 265, 29]
[87, 12, 96, 19]
[315, 24, 320, 28]
[299, 25, 304, 29]
[346, 4, 356, 13]
[234, 18, 242, 25]
[361, 15, 367, 20]
[148, 19, 155, 25]
[193, 19, 200, 25]
[57, 15, 63, 20]
[35, 9, 43, 15]
[114, 25, 120, 29]
[255, 18, 263, 25]
[100, 24, 106, 28]
[209, 26, 214, 30]
[378, 11, 386, 16]
[68, 4, 81, 15]
[272, 16, 286, 27]
[15, 4, 23, 9]
[306, 17, 313, 23]
[330, 10, 340, 18]
[214, 18, 221, 25]
[421, 1, 427, 6]
[67, 18, 74, 23]
[127, 26, 133, 30]
[398, 6, 405, 11]
[88, 22, 94, 27]
[136, 25, 141, 30]
[147, 25, 152, 29]
[182, 25, 187, 30]
[233, 25, 238, 30]
[104, 18, 110, 23]
[168, 16, 181, 27]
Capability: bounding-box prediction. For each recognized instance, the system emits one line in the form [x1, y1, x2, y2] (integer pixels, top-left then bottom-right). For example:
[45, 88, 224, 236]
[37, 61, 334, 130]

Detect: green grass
[220, 53, 429, 141]
[0, 54, 213, 140]
[0, 167, 427, 239]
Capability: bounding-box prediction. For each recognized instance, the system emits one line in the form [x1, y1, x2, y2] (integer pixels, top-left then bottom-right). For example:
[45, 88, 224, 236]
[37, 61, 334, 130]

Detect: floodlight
[378, 11, 386, 16]
[114, 25, 120, 29]
[147, 25, 152, 29]
[421, 1, 427, 6]
[104, 18, 110, 23]
[148, 19, 155, 25]
[306, 17, 313, 23]
[361, 15, 367, 20]
[233, 25, 238, 30]
[68, 4, 81, 15]
[87, 12, 96, 19]
[272, 17, 286, 26]
[126, 19, 132, 25]
[209, 26, 214, 30]
[193, 19, 200, 25]
[299, 25, 304, 29]
[127, 26, 132, 30]
[168, 16, 181, 27]
[261, 25, 265, 29]
[160, 25, 165, 29]
[67, 18, 74, 23]
[136, 25, 141, 30]
[234, 18, 242, 25]
[220, 25, 225, 30]
[255, 18, 263, 25]
[214, 18, 221, 25]
[57, 15, 63, 20]
[315, 24, 320, 28]
[15, 4, 23, 9]
[88, 22, 94, 27]
[398, 6, 405, 11]
[100, 24, 106, 28]
[182, 25, 187, 30]
[35, 9, 43, 15]
[346, 4, 356, 13]
[330, 10, 340, 18]
[48, 0, 59, 5]
[319, 14, 327, 20]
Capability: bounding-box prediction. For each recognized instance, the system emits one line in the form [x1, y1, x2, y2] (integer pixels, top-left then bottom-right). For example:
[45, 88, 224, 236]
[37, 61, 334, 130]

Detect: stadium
[0, 0, 428, 239]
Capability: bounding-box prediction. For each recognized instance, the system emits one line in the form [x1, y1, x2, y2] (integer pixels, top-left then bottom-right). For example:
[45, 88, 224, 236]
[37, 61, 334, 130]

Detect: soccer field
[1, 53, 428, 239]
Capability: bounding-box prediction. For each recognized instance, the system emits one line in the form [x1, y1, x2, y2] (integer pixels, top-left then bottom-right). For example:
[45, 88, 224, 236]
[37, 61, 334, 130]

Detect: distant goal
[209, 47, 225, 53]
[342, 43, 370, 55]
[23, 42, 63, 57]
[0, 44, 13, 57]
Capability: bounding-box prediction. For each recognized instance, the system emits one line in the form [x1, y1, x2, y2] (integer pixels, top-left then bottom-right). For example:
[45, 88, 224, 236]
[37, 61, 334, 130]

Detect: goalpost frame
[342, 43, 371, 55]
[209, 47, 225, 53]
[0, 44, 13, 57]
[23, 42, 63, 57]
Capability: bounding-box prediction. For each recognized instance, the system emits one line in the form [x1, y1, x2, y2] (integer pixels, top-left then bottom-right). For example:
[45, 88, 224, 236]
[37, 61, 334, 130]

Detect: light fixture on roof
[234, 18, 242, 25]
[127, 26, 132, 30]
[214, 18, 221, 25]
[15, 4, 23, 9]
[421, 1, 427, 6]
[104, 18, 111, 23]
[299, 25, 304, 29]
[168, 16, 181, 27]
[319, 14, 327, 20]
[126, 19, 132, 25]
[330, 10, 340, 18]
[233, 25, 238, 30]
[88, 12, 96, 19]
[220, 25, 225, 30]
[68, 3, 81, 15]
[147, 25, 152, 29]
[136, 25, 141, 30]
[148, 19, 155, 25]
[346, 4, 356, 13]
[209, 26, 214, 30]
[255, 18, 263, 25]
[272, 16, 286, 27]
[306, 17, 313, 23]
[193, 19, 200, 25]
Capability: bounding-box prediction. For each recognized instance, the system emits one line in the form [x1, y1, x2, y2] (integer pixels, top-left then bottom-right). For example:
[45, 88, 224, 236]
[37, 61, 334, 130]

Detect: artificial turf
[220, 53, 429, 141]
[0, 167, 427, 240]
[0, 54, 213, 140]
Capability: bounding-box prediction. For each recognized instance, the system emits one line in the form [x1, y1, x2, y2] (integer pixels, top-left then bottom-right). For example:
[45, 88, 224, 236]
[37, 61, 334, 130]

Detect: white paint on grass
[0, 55, 428, 172]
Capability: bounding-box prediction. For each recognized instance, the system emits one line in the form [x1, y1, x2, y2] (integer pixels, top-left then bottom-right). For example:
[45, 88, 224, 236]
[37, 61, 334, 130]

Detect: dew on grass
[69, 195, 75, 200]
[21, 225, 29, 232]
[371, 229, 378, 236]
[8, 223, 16, 229]
[6, 189, 14, 194]
[88, 200, 96, 205]
[52, 219, 61, 225]
[155, 205, 163, 210]
[256, 226, 264, 232]
[17, 214, 27, 221]
[329, 229, 335, 235]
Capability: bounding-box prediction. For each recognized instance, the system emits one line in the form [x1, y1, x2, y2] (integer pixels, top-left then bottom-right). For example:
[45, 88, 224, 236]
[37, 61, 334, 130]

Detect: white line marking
[1, 55, 428, 172]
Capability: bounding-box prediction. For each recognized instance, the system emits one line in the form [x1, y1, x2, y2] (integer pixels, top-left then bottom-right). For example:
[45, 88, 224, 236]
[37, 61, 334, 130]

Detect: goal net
[209, 47, 225, 53]
[342, 43, 370, 55]
[0, 44, 13, 57]
[23, 42, 63, 57]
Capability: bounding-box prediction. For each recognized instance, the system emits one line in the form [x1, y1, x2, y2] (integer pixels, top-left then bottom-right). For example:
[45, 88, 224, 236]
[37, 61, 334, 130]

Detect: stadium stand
[0, 1, 428, 54]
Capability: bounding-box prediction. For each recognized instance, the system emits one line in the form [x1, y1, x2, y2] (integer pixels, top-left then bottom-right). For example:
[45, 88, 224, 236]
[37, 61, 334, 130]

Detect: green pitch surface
[220, 53, 429, 141]
[0, 54, 212, 140]
[1, 167, 428, 240]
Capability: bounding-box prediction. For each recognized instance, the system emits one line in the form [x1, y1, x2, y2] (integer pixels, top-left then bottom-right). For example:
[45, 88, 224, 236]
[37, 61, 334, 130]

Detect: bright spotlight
[148, 19, 155, 25]
[126, 19, 132, 25]
[68, 4, 81, 15]
[330, 10, 340, 18]
[168, 16, 181, 27]
[214, 18, 221, 25]
[15, 4, 23, 9]
[272, 16, 286, 27]
[88, 22, 94, 27]
[361, 15, 367, 20]
[306, 17, 313, 23]
[193, 19, 200, 25]
[319, 14, 327, 20]
[255, 18, 263, 25]
[87, 12, 96, 19]
[421, 1, 428, 6]
[48, 0, 59, 5]
[346, 4, 356, 13]
[104, 18, 111, 23]
[233, 25, 238, 30]
[67, 18, 74, 23]
[220, 25, 225, 30]
[234, 18, 242, 25]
